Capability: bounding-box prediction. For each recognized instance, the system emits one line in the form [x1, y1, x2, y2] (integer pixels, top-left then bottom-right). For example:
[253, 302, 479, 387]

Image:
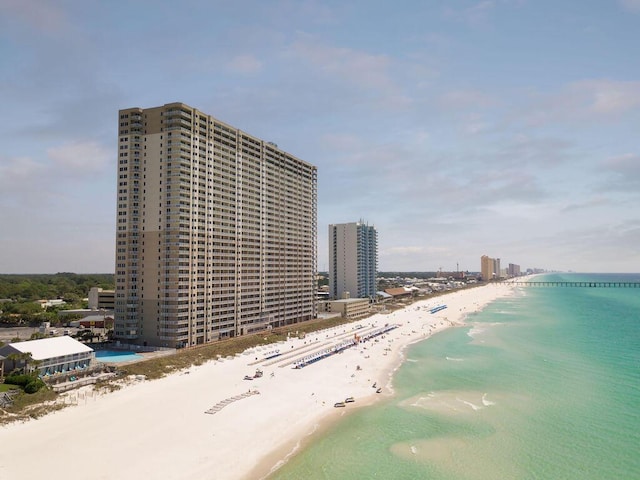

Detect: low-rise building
[35, 299, 66, 309]
[0, 336, 95, 376]
[59, 309, 114, 320]
[320, 298, 370, 319]
[384, 287, 413, 299]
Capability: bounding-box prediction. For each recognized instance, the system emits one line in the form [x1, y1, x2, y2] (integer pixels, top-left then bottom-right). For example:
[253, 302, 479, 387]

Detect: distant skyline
[1, 0, 639, 274]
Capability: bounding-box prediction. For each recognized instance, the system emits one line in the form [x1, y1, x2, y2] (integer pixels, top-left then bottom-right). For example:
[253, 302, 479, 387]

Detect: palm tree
[6, 351, 36, 374]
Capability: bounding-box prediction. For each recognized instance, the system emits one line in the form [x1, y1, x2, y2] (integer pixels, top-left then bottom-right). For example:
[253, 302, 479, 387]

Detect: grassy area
[0, 384, 20, 393]
[8, 387, 58, 412]
[119, 315, 353, 380]
[0, 386, 59, 425]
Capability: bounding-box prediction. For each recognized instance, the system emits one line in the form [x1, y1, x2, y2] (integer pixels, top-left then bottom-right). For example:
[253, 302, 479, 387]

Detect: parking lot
[0, 326, 40, 343]
[0, 326, 97, 344]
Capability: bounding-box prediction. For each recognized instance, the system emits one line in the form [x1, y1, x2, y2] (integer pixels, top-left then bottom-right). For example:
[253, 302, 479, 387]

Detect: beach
[0, 284, 514, 480]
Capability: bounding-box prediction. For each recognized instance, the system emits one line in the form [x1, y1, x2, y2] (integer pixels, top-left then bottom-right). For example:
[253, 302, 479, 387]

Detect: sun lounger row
[204, 390, 260, 415]
[293, 324, 399, 369]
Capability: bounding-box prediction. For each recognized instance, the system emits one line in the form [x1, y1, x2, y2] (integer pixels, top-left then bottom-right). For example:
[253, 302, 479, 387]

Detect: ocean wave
[410, 395, 433, 407]
[467, 321, 505, 338]
[482, 393, 495, 406]
[467, 326, 484, 338]
[457, 398, 482, 411]
[446, 356, 464, 362]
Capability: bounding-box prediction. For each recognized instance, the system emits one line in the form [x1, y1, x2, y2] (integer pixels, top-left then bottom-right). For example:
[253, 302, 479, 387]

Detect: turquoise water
[270, 273, 640, 479]
[95, 350, 143, 363]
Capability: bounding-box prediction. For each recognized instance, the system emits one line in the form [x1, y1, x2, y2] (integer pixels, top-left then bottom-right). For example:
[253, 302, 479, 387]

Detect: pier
[507, 281, 640, 288]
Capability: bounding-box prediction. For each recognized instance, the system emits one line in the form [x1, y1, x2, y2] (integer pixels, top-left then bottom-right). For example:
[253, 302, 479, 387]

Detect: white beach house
[0, 336, 95, 376]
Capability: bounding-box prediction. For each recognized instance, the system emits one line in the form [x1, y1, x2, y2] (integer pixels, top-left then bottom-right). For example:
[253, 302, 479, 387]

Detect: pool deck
[96, 349, 174, 365]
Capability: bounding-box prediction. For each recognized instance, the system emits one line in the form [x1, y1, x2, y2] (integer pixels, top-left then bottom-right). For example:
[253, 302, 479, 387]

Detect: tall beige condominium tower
[481, 255, 500, 281]
[115, 103, 317, 348]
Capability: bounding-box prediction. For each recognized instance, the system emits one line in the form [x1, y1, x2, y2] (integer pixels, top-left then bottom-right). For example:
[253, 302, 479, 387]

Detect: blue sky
[1, 0, 639, 274]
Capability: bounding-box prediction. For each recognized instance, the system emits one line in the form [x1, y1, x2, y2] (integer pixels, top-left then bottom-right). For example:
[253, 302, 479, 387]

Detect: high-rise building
[481, 255, 502, 281]
[115, 102, 317, 348]
[481, 255, 494, 281]
[328, 221, 378, 300]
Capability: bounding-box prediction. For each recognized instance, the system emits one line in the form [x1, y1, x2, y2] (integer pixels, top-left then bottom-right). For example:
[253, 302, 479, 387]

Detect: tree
[80, 330, 95, 343]
[6, 351, 36, 374]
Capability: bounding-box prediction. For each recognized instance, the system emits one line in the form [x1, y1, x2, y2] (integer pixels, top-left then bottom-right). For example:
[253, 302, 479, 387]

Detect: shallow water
[270, 273, 640, 479]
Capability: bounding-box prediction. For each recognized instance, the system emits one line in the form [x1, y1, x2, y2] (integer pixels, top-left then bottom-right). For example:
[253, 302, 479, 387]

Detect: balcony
[164, 109, 191, 120]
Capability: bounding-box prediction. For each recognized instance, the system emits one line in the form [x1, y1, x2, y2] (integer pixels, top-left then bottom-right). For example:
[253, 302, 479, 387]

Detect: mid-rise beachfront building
[320, 297, 370, 320]
[115, 102, 317, 348]
[328, 221, 378, 300]
[88, 287, 115, 310]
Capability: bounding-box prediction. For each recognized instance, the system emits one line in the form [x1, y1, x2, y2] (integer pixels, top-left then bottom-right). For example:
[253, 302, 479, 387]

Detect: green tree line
[0, 273, 114, 302]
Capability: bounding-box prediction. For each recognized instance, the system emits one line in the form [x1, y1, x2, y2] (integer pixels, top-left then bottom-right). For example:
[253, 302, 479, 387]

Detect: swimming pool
[95, 350, 144, 363]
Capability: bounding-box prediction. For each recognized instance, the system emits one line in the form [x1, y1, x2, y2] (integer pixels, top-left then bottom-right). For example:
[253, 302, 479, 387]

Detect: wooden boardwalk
[508, 281, 640, 288]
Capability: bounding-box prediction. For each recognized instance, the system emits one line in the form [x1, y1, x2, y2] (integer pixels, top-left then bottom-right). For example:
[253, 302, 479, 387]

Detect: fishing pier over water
[507, 281, 640, 288]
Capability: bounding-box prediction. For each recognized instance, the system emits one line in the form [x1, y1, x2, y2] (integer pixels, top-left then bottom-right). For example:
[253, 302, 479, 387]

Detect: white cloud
[619, 0, 640, 12]
[0, 156, 42, 192]
[289, 36, 394, 91]
[443, 1, 496, 25]
[0, 0, 68, 34]
[438, 89, 496, 109]
[0, 155, 59, 209]
[561, 196, 611, 212]
[227, 54, 263, 74]
[320, 133, 364, 151]
[517, 79, 640, 127]
[386, 246, 427, 255]
[47, 141, 112, 174]
[288, 0, 338, 24]
[602, 152, 640, 173]
[0, 141, 113, 210]
[598, 153, 640, 192]
[577, 79, 640, 114]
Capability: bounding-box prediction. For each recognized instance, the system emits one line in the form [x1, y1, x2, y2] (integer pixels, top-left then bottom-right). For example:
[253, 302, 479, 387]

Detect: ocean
[269, 273, 640, 480]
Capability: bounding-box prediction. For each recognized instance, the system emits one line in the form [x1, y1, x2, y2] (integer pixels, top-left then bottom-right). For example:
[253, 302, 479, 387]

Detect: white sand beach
[0, 284, 514, 480]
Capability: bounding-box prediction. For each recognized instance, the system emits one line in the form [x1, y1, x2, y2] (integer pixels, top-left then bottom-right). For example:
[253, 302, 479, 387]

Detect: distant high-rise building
[328, 221, 378, 300]
[115, 102, 317, 348]
[481, 255, 495, 281]
[508, 263, 521, 277]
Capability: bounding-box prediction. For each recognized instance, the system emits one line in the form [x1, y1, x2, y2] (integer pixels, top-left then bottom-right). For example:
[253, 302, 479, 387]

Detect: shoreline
[0, 283, 516, 480]
[254, 284, 513, 479]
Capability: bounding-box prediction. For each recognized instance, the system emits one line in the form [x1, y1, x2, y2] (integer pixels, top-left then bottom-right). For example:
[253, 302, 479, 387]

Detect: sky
[1, 0, 639, 274]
